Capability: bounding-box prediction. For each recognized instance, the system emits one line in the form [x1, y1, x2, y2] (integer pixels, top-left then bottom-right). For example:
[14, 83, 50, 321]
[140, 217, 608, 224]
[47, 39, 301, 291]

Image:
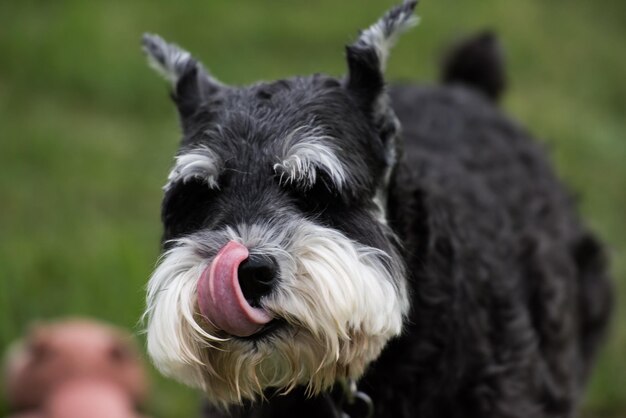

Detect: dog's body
[141, 3, 612, 417]
[359, 83, 611, 418]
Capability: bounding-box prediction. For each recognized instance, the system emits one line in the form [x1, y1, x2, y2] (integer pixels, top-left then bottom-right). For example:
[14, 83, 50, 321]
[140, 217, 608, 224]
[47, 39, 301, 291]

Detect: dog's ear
[345, 1, 418, 140]
[142, 33, 223, 131]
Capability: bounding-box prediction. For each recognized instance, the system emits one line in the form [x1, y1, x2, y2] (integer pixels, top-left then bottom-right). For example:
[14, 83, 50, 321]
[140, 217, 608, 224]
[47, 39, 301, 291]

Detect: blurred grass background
[0, 0, 624, 416]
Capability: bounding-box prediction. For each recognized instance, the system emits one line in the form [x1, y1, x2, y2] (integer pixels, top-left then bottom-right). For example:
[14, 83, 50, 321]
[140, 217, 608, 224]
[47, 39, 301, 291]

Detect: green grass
[1, 0, 625, 416]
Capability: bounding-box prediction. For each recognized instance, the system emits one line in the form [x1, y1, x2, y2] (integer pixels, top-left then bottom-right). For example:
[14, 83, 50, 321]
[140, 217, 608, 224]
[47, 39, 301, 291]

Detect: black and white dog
[141, 2, 612, 417]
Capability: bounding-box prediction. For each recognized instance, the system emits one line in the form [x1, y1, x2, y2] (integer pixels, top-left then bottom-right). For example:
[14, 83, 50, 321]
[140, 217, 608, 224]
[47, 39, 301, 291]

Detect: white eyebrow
[164, 145, 221, 191]
[273, 126, 347, 191]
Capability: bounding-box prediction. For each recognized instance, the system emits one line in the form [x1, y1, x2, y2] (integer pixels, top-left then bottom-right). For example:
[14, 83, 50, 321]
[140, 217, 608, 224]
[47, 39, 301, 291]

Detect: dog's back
[356, 33, 614, 418]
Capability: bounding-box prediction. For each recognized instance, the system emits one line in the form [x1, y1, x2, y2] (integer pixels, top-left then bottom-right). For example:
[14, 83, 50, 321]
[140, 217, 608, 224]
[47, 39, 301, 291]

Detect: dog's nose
[237, 254, 278, 307]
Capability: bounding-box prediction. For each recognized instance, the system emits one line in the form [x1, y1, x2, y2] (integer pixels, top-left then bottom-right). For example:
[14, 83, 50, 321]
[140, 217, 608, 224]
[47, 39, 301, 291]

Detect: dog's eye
[284, 170, 341, 213]
[308, 170, 340, 196]
[161, 178, 217, 239]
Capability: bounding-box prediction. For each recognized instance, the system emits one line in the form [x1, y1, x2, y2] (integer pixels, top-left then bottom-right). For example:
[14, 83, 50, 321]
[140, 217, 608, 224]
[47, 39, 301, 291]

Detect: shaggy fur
[141, 2, 612, 417]
[359, 84, 613, 418]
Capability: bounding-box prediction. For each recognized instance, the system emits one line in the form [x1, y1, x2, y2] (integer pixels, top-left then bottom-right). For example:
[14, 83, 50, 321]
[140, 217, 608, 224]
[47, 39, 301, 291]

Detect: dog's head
[142, 1, 417, 407]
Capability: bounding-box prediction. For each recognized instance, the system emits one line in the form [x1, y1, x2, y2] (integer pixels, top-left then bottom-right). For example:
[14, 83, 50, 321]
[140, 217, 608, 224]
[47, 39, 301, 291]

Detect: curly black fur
[358, 85, 613, 418]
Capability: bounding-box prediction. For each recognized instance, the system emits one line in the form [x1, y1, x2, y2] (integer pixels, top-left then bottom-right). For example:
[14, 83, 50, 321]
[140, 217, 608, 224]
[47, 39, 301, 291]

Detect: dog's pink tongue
[197, 241, 272, 337]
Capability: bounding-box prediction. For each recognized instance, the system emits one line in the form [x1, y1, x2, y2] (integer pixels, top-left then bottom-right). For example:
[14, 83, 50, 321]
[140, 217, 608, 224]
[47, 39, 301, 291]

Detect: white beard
[144, 221, 408, 407]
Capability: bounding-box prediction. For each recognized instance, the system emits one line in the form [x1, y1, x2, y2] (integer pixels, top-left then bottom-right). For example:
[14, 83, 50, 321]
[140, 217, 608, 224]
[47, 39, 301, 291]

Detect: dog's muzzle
[197, 241, 275, 337]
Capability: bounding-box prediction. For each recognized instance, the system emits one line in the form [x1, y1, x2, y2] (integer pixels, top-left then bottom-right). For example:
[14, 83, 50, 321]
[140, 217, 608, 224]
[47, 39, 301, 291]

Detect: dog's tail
[440, 31, 506, 102]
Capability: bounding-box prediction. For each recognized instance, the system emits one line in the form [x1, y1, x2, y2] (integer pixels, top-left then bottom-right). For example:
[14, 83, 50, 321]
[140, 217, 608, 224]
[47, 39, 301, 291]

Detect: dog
[140, 2, 612, 417]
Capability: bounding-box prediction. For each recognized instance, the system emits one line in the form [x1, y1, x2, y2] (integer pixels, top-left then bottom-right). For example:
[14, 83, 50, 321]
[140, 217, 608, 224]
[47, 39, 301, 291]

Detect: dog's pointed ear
[345, 1, 418, 127]
[142, 33, 223, 130]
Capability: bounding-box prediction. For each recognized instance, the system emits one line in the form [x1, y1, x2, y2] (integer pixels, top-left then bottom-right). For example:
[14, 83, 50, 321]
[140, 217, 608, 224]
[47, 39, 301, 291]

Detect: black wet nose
[237, 254, 278, 307]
